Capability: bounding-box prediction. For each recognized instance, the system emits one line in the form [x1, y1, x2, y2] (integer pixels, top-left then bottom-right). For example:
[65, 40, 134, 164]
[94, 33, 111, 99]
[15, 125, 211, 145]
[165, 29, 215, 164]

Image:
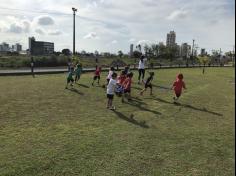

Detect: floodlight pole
[72, 7, 77, 56]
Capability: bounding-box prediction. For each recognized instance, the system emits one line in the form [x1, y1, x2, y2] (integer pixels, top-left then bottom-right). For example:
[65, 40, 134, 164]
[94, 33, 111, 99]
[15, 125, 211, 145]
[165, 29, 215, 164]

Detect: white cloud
[129, 38, 136, 43]
[37, 15, 55, 26]
[0, 0, 234, 53]
[83, 32, 99, 39]
[35, 28, 45, 35]
[137, 40, 152, 45]
[111, 40, 118, 44]
[48, 30, 62, 35]
[167, 10, 188, 20]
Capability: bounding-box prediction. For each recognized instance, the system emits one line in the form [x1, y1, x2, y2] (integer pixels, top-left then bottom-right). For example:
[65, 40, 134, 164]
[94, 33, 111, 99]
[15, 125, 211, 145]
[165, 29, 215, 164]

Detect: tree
[151, 44, 159, 57]
[62, 49, 71, 56]
[118, 50, 124, 58]
[133, 51, 142, 58]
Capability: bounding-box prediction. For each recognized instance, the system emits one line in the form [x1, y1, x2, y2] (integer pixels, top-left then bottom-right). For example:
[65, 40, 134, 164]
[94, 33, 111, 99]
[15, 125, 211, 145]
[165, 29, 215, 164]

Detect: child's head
[177, 73, 184, 80]
[112, 72, 117, 79]
[110, 67, 115, 71]
[127, 72, 133, 78]
[121, 70, 126, 76]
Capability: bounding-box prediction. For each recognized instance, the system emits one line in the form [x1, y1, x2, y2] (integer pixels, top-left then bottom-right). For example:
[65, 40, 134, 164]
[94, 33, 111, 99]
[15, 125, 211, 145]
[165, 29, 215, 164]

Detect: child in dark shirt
[140, 72, 154, 96]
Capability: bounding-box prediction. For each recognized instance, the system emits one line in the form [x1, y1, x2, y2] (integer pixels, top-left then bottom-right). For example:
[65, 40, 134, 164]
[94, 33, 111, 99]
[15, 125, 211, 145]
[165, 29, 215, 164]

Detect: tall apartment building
[166, 31, 176, 47]
[130, 44, 134, 57]
[180, 43, 191, 58]
[29, 37, 54, 55]
[0, 42, 10, 52]
[12, 43, 22, 52]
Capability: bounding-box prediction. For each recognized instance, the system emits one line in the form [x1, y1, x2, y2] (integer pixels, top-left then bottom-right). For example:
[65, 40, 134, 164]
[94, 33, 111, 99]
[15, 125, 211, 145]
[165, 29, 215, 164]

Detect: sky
[0, 0, 235, 54]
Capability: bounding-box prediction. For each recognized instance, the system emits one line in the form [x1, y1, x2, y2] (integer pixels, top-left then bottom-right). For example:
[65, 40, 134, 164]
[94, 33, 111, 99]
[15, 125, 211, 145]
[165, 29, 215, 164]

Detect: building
[166, 31, 176, 47]
[175, 43, 181, 57]
[0, 42, 10, 52]
[130, 44, 134, 57]
[201, 48, 206, 56]
[29, 37, 54, 55]
[12, 43, 22, 52]
[180, 43, 191, 58]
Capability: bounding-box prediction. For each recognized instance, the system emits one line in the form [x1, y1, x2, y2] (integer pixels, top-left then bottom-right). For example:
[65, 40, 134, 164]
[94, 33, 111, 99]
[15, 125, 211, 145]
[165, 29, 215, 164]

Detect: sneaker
[109, 106, 116, 110]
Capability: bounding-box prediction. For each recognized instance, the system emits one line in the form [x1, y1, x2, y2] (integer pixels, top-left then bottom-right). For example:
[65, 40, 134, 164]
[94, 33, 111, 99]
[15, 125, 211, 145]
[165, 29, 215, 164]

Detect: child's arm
[171, 82, 176, 90]
[183, 82, 187, 89]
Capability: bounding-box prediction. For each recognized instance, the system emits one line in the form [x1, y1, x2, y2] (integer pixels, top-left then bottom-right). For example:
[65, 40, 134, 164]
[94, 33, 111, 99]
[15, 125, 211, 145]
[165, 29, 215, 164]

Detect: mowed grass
[0, 68, 235, 176]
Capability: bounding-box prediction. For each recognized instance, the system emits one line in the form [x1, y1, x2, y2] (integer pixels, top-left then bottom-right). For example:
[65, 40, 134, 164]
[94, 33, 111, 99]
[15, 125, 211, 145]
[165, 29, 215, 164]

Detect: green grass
[0, 68, 235, 176]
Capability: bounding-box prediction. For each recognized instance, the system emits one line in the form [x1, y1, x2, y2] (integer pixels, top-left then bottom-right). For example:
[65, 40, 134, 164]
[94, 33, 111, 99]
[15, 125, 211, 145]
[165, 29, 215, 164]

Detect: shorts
[76, 74, 81, 79]
[67, 78, 74, 83]
[94, 75, 100, 80]
[145, 83, 152, 89]
[124, 89, 131, 93]
[175, 92, 181, 98]
[107, 94, 114, 99]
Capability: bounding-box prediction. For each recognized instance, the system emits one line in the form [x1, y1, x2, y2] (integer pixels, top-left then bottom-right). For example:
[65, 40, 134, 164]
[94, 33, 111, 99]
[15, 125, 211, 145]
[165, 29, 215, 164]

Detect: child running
[92, 67, 102, 86]
[122, 72, 133, 102]
[172, 73, 187, 102]
[115, 71, 126, 97]
[107, 73, 118, 110]
[140, 72, 154, 96]
[65, 69, 74, 89]
[75, 63, 83, 83]
[106, 67, 115, 85]
[124, 64, 130, 75]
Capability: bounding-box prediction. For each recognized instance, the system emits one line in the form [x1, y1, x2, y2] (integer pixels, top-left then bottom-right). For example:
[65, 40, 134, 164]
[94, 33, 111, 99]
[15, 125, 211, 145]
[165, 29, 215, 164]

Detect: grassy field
[0, 67, 235, 176]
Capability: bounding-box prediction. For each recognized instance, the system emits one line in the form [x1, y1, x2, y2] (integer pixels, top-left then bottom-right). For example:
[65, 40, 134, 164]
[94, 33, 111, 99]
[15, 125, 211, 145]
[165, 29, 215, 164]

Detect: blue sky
[0, 0, 235, 54]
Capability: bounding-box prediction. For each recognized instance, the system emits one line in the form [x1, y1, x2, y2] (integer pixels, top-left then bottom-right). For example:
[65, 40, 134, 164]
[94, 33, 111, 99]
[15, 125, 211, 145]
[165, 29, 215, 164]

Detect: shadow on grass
[152, 84, 171, 90]
[67, 88, 84, 95]
[125, 100, 162, 116]
[113, 110, 149, 128]
[77, 83, 90, 88]
[132, 86, 143, 91]
[150, 97, 223, 117]
[130, 97, 147, 105]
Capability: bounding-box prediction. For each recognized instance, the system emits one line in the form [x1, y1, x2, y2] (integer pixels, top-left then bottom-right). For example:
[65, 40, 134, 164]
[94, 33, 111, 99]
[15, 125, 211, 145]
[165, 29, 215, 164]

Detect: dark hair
[121, 70, 126, 75]
[112, 72, 117, 78]
[127, 72, 133, 78]
[110, 67, 115, 71]
[177, 73, 183, 80]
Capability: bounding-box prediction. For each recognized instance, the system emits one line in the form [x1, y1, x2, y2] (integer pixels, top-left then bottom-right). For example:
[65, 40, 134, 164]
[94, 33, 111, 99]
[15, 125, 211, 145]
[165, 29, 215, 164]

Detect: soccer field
[0, 67, 235, 176]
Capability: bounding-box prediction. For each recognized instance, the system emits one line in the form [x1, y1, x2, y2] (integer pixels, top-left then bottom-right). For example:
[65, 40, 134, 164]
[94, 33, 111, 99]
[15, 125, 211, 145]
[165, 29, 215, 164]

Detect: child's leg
[140, 88, 146, 95]
[98, 76, 100, 84]
[107, 99, 110, 108]
[150, 85, 153, 95]
[142, 69, 145, 81]
[138, 69, 141, 83]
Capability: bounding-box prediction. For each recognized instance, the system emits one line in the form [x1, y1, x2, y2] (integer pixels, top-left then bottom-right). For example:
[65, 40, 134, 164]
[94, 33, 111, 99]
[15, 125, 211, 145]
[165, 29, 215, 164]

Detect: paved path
[0, 65, 233, 76]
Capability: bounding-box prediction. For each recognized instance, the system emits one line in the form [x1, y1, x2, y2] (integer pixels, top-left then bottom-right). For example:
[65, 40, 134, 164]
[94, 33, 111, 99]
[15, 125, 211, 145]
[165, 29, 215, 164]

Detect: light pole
[191, 39, 195, 63]
[233, 45, 235, 67]
[72, 7, 77, 56]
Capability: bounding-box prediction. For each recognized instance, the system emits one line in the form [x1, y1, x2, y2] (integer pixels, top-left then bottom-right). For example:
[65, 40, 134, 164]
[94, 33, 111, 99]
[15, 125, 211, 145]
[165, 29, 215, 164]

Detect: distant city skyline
[0, 0, 235, 54]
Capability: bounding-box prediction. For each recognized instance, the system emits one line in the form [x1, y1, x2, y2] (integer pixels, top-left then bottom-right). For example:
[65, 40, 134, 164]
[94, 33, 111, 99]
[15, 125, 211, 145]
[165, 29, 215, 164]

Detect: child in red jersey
[172, 73, 187, 102]
[115, 71, 126, 97]
[122, 72, 133, 102]
[92, 67, 102, 86]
